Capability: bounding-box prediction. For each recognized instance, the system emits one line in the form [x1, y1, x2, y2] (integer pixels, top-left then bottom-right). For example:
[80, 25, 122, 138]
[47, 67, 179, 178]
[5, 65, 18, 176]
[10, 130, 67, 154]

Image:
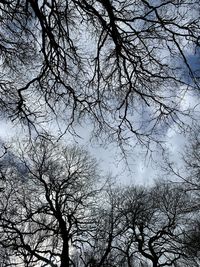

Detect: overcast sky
[0, 2, 199, 187]
[0, 103, 196, 187]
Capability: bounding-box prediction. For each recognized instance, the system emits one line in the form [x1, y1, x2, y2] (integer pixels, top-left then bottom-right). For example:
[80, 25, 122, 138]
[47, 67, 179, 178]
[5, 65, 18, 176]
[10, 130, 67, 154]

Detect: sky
[0, 75, 199, 187]
[0, 108, 194, 186]
[0, 69, 199, 185]
[0, 1, 199, 187]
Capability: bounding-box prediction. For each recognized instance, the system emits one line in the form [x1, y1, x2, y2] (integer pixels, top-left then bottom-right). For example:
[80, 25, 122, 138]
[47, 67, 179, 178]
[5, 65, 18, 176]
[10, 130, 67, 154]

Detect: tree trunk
[152, 259, 158, 267]
[60, 239, 70, 267]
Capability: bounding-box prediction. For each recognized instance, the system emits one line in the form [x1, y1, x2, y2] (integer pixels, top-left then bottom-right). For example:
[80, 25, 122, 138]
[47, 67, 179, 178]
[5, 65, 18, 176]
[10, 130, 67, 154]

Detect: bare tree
[0, 136, 101, 267]
[0, 1, 199, 147]
[163, 127, 200, 262]
[163, 125, 200, 201]
[115, 183, 195, 267]
[1, 135, 200, 266]
[77, 185, 124, 267]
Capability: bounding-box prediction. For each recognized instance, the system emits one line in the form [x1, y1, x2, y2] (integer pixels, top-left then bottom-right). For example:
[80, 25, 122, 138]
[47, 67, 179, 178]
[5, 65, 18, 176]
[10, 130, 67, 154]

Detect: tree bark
[60, 239, 70, 267]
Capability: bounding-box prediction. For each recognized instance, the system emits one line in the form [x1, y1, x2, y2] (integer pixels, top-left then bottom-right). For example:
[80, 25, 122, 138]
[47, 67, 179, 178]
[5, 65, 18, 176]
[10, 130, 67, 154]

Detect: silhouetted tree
[78, 185, 124, 267]
[115, 183, 196, 267]
[1, 133, 200, 266]
[165, 127, 200, 263]
[0, 136, 101, 267]
[0, 1, 199, 146]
